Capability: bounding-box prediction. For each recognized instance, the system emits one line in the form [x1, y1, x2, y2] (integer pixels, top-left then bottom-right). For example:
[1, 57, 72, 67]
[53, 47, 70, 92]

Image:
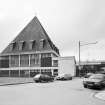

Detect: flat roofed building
[53, 56, 76, 76]
[0, 16, 60, 77]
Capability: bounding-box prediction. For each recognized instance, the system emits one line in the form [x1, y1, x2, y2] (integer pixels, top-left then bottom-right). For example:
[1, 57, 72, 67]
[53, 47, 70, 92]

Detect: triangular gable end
[1, 16, 59, 55]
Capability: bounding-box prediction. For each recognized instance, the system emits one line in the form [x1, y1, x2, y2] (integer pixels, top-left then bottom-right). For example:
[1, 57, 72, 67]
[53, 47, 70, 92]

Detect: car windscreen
[35, 74, 41, 78]
[89, 74, 104, 79]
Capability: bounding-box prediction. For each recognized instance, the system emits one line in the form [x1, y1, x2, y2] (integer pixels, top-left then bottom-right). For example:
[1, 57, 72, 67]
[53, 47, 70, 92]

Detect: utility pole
[78, 41, 98, 77]
[79, 41, 81, 70]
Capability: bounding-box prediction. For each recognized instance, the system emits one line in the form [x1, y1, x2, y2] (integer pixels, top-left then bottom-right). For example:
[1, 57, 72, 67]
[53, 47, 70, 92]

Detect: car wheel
[84, 84, 87, 88]
[35, 81, 39, 83]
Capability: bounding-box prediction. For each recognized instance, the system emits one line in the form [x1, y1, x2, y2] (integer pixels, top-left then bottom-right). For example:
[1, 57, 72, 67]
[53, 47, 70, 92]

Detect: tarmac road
[0, 78, 104, 105]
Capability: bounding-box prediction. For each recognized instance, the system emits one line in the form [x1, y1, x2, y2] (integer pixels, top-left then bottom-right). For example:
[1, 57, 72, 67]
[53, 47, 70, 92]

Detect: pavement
[0, 77, 34, 86]
[95, 91, 105, 101]
[0, 77, 79, 86]
[0, 77, 80, 86]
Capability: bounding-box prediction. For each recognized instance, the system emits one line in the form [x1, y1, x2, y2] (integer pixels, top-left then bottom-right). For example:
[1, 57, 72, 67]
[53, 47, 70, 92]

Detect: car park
[55, 74, 72, 80]
[33, 74, 54, 83]
[83, 74, 105, 89]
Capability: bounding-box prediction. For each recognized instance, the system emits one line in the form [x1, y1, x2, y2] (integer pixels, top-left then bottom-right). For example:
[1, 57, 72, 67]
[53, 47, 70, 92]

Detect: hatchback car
[33, 74, 54, 83]
[55, 74, 72, 80]
[83, 74, 105, 89]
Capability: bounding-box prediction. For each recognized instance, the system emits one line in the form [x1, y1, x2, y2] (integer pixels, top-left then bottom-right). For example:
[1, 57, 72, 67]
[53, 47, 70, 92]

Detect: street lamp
[78, 41, 98, 76]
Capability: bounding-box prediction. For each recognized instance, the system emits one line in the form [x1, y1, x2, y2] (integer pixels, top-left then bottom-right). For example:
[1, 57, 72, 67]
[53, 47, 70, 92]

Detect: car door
[101, 76, 105, 86]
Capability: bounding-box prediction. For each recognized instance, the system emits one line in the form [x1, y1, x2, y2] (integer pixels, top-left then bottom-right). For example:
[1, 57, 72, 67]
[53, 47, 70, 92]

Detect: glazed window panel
[41, 57, 52, 67]
[29, 40, 36, 50]
[0, 70, 9, 77]
[10, 70, 19, 77]
[19, 41, 25, 51]
[41, 53, 51, 58]
[20, 55, 29, 67]
[40, 39, 46, 49]
[10, 42, 16, 51]
[30, 54, 40, 66]
[0, 56, 9, 68]
[20, 70, 29, 77]
[53, 60, 58, 67]
[53, 69, 58, 76]
[10, 55, 19, 67]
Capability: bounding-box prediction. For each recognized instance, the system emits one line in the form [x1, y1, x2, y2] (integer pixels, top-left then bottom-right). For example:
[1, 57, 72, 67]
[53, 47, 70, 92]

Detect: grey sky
[0, 0, 105, 61]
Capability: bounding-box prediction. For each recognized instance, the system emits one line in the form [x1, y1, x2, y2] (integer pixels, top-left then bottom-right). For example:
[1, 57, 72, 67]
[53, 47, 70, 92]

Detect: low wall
[0, 77, 34, 86]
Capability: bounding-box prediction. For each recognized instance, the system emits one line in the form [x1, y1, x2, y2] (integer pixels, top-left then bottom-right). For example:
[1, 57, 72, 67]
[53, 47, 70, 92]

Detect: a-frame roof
[1, 16, 59, 55]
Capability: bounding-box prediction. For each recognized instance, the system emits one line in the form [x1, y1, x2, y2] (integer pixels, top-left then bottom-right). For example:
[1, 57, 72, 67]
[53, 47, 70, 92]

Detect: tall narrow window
[10, 55, 19, 67]
[19, 41, 25, 51]
[40, 39, 46, 49]
[10, 42, 16, 51]
[29, 40, 36, 50]
[20, 55, 29, 67]
[30, 54, 40, 66]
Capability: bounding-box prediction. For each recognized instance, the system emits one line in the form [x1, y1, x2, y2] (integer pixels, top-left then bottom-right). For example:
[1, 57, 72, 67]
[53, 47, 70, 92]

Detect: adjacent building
[76, 61, 105, 76]
[55, 56, 76, 76]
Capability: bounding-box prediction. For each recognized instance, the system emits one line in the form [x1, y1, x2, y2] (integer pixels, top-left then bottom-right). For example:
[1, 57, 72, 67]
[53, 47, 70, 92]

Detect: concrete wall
[58, 56, 76, 76]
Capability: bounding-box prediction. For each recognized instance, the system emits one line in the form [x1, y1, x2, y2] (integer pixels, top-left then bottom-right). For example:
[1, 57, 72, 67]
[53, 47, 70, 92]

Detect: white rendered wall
[58, 57, 76, 76]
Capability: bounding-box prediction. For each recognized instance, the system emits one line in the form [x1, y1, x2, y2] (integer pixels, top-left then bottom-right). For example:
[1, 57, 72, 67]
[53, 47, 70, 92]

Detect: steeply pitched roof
[1, 16, 59, 55]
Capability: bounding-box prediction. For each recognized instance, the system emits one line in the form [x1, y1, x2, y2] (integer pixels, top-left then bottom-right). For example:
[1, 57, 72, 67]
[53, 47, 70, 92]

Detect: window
[41, 57, 52, 67]
[19, 41, 25, 51]
[41, 53, 51, 58]
[10, 55, 19, 67]
[0, 56, 9, 68]
[10, 70, 19, 77]
[30, 54, 40, 66]
[29, 40, 36, 50]
[53, 60, 58, 67]
[20, 70, 29, 77]
[20, 55, 29, 67]
[10, 42, 16, 51]
[0, 70, 9, 77]
[53, 69, 58, 76]
[40, 39, 46, 49]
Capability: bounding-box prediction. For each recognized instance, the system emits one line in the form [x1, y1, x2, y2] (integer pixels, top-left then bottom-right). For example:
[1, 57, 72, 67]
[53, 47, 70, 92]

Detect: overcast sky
[0, 0, 105, 61]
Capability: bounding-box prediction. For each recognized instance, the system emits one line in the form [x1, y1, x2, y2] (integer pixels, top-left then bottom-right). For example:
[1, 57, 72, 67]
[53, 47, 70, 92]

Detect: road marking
[94, 92, 105, 101]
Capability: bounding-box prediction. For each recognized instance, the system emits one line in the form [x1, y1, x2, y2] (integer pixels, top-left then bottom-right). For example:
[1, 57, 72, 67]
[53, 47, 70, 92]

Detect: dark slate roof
[1, 16, 59, 55]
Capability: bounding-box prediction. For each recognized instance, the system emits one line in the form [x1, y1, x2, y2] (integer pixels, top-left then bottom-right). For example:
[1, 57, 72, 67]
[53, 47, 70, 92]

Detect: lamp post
[78, 41, 98, 76]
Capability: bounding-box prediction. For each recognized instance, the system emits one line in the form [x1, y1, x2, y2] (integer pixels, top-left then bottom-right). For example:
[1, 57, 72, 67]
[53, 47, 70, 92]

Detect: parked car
[83, 74, 105, 89]
[84, 73, 94, 78]
[33, 74, 54, 83]
[99, 71, 105, 74]
[55, 74, 72, 80]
